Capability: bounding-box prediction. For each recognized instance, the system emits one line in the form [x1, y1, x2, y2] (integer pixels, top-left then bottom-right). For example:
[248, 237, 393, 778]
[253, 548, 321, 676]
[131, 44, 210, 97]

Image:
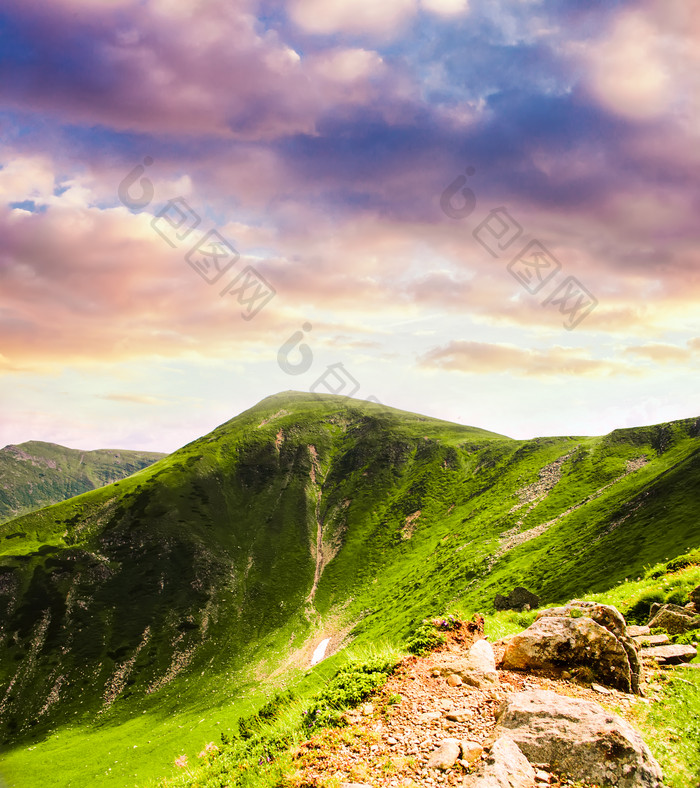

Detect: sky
[0, 0, 698, 452]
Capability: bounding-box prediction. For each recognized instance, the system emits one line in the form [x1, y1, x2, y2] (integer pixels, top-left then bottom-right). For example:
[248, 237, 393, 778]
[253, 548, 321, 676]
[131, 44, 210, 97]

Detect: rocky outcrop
[496, 690, 665, 787]
[464, 735, 536, 787]
[500, 615, 636, 693]
[494, 587, 540, 612]
[647, 604, 700, 635]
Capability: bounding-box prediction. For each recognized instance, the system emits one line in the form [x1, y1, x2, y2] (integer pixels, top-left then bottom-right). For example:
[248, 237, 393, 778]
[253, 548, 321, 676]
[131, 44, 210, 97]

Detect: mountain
[0, 392, 698, 786]
[0, 441, 165, 524]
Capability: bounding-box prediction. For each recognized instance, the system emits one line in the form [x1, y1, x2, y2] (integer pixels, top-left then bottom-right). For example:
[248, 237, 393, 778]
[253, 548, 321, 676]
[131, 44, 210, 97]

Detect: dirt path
[286, 625, 652, 787]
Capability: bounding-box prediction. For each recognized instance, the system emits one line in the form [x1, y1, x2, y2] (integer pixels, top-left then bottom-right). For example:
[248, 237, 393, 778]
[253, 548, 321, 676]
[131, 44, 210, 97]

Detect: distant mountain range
[0, 392, 698, 785]
[0, 441, 165, 523]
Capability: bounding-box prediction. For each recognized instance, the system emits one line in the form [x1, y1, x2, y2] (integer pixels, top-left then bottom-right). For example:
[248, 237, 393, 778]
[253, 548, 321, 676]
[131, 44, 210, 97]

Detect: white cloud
[420, 0, 469, 17]
[289, 0, 417, 36]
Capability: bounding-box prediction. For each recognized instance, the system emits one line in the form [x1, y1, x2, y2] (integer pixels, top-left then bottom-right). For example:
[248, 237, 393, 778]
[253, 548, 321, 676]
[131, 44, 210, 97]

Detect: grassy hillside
[0, 392, 698, 787]
[0, 441, 165, 523]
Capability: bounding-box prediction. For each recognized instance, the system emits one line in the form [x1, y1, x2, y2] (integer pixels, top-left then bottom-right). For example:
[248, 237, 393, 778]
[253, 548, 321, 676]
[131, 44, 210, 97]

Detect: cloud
[100, 393, 163, 405]
[0, 0, 400, 139]
[289, 0, 417, 36]
[419, 0, 469, 17]
[624, 340, 700, 363]
[419, 341, 637, 377]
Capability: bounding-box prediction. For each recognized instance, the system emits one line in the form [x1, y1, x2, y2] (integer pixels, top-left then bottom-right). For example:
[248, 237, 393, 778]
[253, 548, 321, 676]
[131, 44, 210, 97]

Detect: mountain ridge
[0, 440, 166, 524]
[0, 392, 698, 786]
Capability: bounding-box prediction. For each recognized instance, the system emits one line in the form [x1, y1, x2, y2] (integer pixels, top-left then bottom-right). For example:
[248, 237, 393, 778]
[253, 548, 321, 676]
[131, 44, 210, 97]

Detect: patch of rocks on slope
[297, 599, 687, 788]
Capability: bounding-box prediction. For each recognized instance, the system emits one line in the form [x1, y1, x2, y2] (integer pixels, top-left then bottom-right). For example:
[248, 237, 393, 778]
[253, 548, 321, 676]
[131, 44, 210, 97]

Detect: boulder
[640, 644, 697, 665]
[537, 600, 641, 693]
[496, 690, 665, 787]
[647, 604, 700, 635]
[495, 587, 541, 612]
[427, 738, 462, 770]
[501, 615, 635, 693]
[437, 639, 499, 688]
[464, 735, 536, 787]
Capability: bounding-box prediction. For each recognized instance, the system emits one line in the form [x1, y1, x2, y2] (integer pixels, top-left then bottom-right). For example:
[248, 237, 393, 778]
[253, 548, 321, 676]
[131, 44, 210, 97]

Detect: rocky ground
[284, 615, 688, 788]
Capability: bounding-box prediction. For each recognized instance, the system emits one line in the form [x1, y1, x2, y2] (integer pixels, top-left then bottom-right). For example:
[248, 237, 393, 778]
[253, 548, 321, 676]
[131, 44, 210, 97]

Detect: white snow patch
[310, 638, 330, 666]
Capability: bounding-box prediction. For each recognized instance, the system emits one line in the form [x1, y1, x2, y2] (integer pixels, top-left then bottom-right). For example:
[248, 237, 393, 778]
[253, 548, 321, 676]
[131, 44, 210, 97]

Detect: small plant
[672, 630, 700, 646]
[433, 613, 461, 631]
[387, 693, 402, 705]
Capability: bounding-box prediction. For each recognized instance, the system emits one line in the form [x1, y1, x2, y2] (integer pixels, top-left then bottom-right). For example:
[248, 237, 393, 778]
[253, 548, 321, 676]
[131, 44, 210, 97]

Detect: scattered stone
[627, 625, 651, 638]
[534, 768, 550, 783]
[633, 634, 670, 647]
[447, 673, 463, 687]
[419, 711, 442, 724]
[460, 740, 483, 765]
[496, 690, 665, 788]
[361, 702, 374, 716]
[426, 738, 462, 770]
[590, 683, 611, 695]
[494, 587, 541, 612]
[501, 615, 636, 693]
[648, 604, 700, 635]
[436, 639, 499, 689]
[640, 643, 697, 665]
[464, 735, 536, 787]
[341, 784, 373, 788]
[445, 707, 472, 722]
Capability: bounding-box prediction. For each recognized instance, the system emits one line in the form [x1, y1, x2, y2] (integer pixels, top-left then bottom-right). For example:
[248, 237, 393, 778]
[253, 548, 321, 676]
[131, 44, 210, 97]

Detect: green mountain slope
[0, 441, 165, 523]
[0, 392, 698, 786]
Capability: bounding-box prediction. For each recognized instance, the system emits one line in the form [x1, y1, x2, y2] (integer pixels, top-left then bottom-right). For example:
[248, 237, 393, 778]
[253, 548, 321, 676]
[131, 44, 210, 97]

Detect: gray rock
[495, 587, 541, 612]
[649, 602, 662, 619]
[497, 690, 664, 787]
[640, 643, 697, 664]
[501, 615, 635, 693]
[464, 735, 536, 787]
[648, 604, 700, 635]
[537, 600, 642, 694]
[427, 737, 462, 770]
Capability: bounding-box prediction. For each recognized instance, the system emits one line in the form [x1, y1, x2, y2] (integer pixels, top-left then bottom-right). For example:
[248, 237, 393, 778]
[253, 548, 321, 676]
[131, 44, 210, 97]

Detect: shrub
[666, 550, 700, 573]
[672, 630, 700, 646]
[303, 658, 398, 734]
[237, 689, 296, 740]
[665, 588, 689, 606]
[623, 590, 665, 625]
[406, 622, 445, 655]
